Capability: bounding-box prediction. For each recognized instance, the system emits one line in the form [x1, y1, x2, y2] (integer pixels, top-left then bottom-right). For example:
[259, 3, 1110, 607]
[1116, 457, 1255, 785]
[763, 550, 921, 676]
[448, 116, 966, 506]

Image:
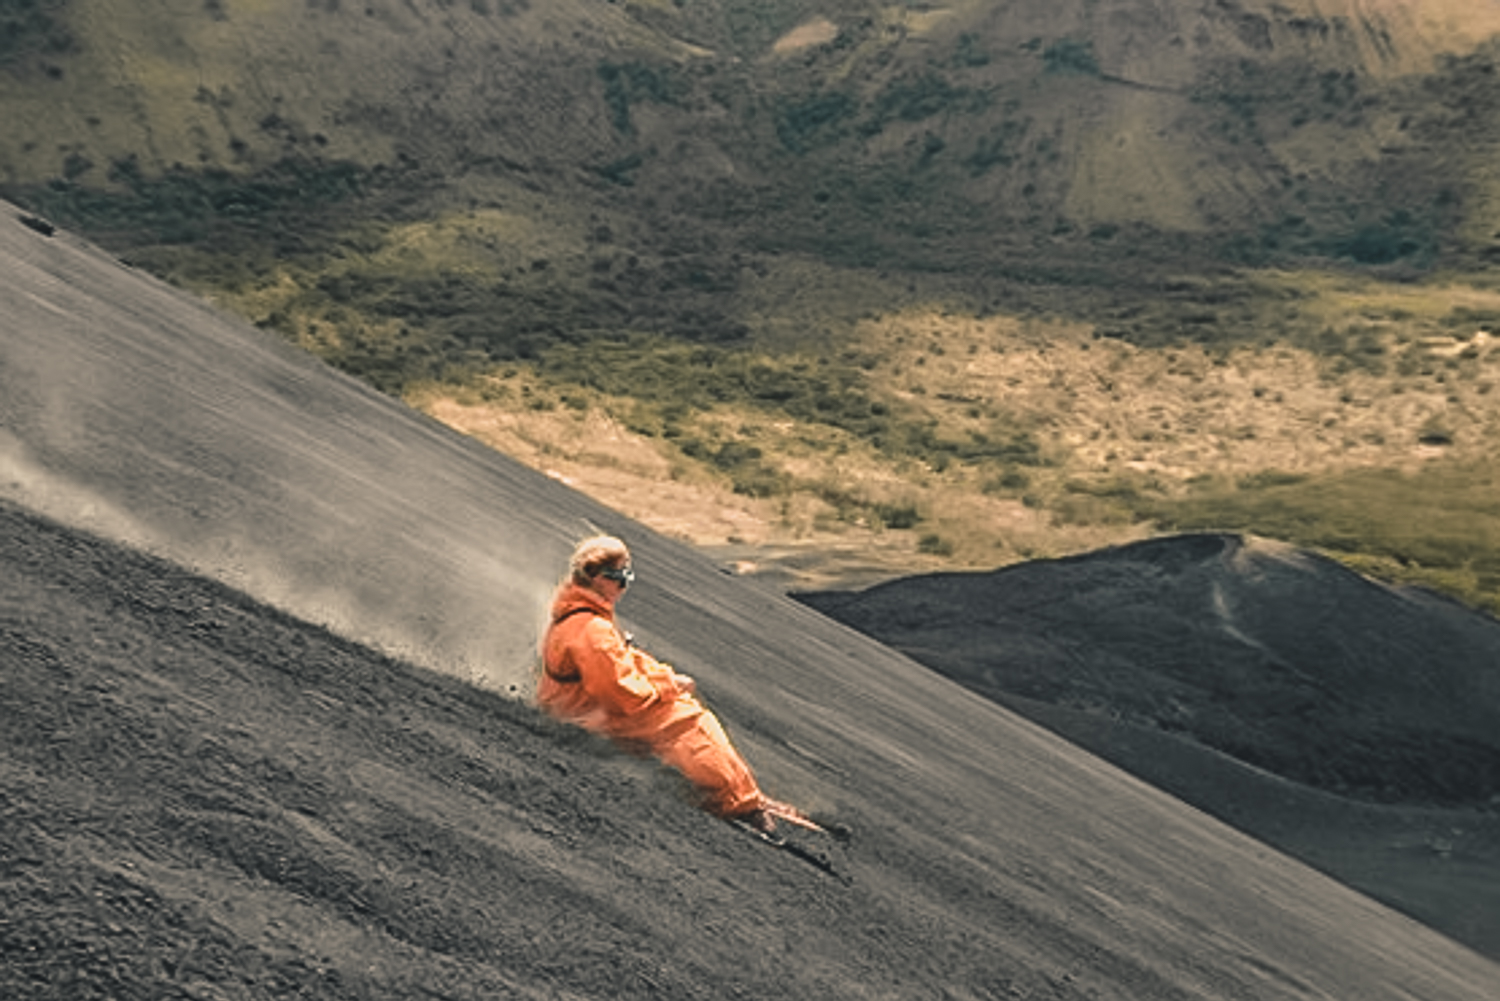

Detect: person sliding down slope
[538, 535, 810, 834]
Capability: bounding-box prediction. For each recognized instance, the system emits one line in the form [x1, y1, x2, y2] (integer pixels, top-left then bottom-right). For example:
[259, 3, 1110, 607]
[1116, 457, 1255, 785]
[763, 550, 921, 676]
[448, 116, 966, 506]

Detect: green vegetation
[1041, 38, 1099, 77]
[13, 158, 372, 253]
[5, 165, 768, 394]
[676, 437, 787, 498]
[965, 120, 1028, 176]
[0, 0, 72, 63]
[598, 61, 688, 135]
[533, 336, 1045, 475]
[775, 90, 858, 153]
[860, 72, 990, 134]
[950, 32, 990, 70]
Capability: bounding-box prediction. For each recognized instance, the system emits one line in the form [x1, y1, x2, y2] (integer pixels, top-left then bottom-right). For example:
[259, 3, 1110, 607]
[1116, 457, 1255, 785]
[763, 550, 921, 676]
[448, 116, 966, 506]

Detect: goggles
[598, 565, 635, 587]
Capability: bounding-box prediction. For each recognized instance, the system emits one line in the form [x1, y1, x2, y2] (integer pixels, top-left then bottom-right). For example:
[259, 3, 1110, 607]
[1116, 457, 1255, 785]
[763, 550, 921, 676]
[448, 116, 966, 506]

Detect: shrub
[861, 72, 988, 136]
[918, 533, 954, 556]
[597, 61, 687, 134]
[0, 0, 74, 63]
[1236, 470, 1308, 489]
[873, 503, 922, 530]
[983, 469, 1031, 493]
[1042, 39, 1100, 76]
[776, 91, 857, 153]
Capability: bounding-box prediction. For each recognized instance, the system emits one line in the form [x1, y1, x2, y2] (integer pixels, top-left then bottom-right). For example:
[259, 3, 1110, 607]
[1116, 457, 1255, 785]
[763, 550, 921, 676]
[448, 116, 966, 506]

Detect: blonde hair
[569, 535, 630, 585]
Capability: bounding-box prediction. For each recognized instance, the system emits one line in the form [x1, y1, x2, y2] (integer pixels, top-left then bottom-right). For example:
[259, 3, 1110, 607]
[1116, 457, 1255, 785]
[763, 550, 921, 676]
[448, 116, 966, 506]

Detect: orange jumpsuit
[538, 582, 766, 819]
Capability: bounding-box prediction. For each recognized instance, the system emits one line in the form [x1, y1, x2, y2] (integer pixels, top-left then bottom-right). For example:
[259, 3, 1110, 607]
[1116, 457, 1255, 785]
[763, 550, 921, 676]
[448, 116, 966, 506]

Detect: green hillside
[7, 0, 1500, 266]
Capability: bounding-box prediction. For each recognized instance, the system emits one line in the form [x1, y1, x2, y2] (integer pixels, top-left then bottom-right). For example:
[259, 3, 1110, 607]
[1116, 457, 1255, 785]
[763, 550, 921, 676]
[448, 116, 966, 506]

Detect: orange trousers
[613, 697, 765, 818]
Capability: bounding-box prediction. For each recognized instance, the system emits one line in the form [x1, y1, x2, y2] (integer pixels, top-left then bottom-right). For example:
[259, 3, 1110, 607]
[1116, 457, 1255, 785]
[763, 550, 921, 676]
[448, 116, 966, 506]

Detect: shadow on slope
[797, 532, 1500, 960]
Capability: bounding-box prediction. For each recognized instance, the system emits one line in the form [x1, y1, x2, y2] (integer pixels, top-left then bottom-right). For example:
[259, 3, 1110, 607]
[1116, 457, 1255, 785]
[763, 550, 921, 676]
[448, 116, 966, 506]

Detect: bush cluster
[9, 158, 369, 252]
[598, 61, 688, 135]
[676, 438, 787, 498]
[0, 0, 73, 63]
[537, 338, 1045, 475]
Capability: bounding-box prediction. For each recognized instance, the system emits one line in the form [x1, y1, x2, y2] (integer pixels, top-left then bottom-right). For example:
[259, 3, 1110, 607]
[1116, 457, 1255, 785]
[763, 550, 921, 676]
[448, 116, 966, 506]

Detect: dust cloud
[1, 205, 591, 692]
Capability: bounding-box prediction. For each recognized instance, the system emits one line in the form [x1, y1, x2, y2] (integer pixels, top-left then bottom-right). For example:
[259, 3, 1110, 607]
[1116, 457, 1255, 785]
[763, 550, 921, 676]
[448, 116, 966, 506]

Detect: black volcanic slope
[798, 533, 1500, 806]
[798, 533, 1500, 960]
[3, 207, 1499, 998]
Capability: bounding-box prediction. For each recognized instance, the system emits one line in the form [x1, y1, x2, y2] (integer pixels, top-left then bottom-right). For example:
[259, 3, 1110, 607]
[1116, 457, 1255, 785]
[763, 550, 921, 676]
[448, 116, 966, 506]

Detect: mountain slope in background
[797, 531, 1500, 959]
[2, 209, 1499, 999]
[0, 0, 676, 178]
[642, 0, 1500, 260]
[5, 0, 1500, 267]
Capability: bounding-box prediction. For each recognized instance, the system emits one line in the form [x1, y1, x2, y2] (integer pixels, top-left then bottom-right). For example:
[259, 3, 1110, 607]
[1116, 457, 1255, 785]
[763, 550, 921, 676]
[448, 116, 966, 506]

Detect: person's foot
[763, 799, 821, 831]
[733, 799, 818, 835]
[735, 799, 792, 834]
[743, 808, 778, 835]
